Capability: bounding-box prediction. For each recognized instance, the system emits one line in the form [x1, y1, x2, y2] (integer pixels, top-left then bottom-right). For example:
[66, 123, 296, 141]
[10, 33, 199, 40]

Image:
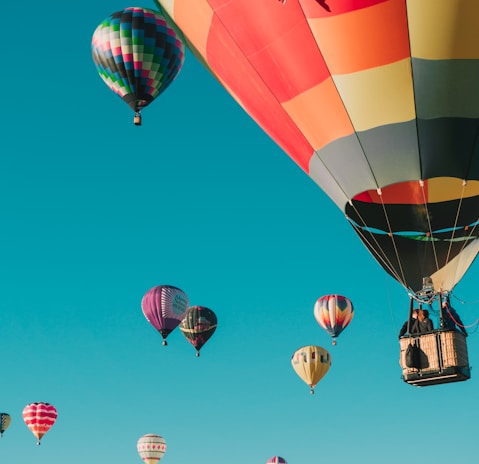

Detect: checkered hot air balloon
[180, 305, 218, 356]
[267, 457, 287, 464]
[22, 402, 57, 445]
[314, 294, 354, 345]
[0, 413, 11, 437]
[91, 7, 184, 126]
[142, 285, 189, 345]
[137, 434, 167, 464]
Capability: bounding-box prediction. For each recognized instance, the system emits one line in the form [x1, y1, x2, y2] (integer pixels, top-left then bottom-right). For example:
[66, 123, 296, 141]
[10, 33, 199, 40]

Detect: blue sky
[1, 2, 479, 463]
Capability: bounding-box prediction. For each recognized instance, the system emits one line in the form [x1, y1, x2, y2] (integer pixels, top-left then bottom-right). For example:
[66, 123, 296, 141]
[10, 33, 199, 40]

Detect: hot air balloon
[142, 285, 189, 345]
[154, 0, 479, 298]
[291, 345, 331, 394]
[137, 434, 167, 464]
[91, 7, 185, 126]
[0, 413, 11, 437]
[22, 402, 57, 445]
[314, 294, 354, 345]
[267, 457, 287, 464]
[179, 305, 217, 356]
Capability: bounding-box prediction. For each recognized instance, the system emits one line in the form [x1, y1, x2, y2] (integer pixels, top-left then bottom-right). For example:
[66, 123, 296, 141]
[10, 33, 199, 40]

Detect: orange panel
[173, 0, 213, 56]
[309, 0, 410, 74]
[282, 78, 354, 152]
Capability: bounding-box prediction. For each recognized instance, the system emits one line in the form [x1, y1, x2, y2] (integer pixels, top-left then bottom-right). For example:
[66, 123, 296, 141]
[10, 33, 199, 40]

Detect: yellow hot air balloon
[291, 345, 331, 394]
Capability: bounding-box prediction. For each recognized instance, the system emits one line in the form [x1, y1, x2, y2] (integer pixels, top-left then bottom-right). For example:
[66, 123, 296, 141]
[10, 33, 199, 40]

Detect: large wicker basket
[399, 330, 470, 387]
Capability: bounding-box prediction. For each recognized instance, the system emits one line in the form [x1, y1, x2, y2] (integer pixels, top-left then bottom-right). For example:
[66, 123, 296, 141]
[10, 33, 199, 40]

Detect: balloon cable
[419, 180, 440, 274]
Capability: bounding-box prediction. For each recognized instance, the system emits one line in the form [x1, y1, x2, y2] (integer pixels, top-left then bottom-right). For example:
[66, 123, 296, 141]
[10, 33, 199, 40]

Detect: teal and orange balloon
[92, 7, 185, 126]
[154, 0, 479, 297]
[314, 294, 354, 345]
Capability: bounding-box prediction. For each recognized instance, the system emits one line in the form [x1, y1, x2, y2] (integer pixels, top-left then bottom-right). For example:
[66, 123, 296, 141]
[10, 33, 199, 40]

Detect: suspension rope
[376, 187, 408, 287]
[419, 180, 440, 272]
[348, 218, 407, 289]
[346, 197, 408, 291]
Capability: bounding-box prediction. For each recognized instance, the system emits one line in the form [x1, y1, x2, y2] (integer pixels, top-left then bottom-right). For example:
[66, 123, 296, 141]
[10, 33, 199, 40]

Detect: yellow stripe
[333, 59, 415, 132]
[408, 0, 479, 59]
[428, 178, 479, 202]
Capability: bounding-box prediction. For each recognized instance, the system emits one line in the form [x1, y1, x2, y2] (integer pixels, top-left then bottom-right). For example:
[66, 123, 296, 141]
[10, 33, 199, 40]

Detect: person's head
[412, 309, 419, 319]
[419, 309, 429, 321]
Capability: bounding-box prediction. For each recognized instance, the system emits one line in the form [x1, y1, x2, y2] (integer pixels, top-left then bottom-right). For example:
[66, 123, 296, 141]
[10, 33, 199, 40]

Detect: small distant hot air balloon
[91, 7, 185, 126]
[22, 402, 57, 445]
[142, 285, 189, 345]
[0, 413, 11, 437]
[180, 305, 217, 356]
[314, 294, 354, 345]
[137, 434, 167, 464]
[291, 345, 331, 394]
[267, 457, 287, 464]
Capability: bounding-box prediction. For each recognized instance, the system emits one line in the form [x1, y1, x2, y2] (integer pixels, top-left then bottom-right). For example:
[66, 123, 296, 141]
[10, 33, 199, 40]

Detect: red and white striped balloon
[137, 434, 167, 464]
[22, 402, 57, 445]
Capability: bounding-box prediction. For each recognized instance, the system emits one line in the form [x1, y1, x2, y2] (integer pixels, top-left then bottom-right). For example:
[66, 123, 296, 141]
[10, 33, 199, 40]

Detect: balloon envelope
[22, 402, 57, 444]
[137, 434, 167, 464]
[142, 285, 189, 344]
[92, 7, 184, 119]
[314, 294, 354, 343]
[179, 305, 217, 355]
[267, 457, 287, 464]
[291, 345, 331, 393]
[0, 413, 11, 437]
[154, 0, 479, 294]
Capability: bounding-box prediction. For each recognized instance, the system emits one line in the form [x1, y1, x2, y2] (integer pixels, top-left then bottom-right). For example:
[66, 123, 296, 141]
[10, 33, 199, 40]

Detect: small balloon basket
[399, 330, 470, 387]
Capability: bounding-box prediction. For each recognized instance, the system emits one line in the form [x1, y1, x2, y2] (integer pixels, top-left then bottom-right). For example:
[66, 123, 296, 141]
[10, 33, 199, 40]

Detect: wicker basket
[399, 330, 470, 386]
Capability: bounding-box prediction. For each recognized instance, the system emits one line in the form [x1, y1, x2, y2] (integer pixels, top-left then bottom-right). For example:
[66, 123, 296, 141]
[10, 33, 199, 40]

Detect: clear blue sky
[2, 2, 479, 463]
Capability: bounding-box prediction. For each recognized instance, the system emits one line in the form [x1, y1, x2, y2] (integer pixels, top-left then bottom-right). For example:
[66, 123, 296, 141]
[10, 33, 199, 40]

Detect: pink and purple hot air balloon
[141, 285, 189, 345]
[314, 294, 354, 345]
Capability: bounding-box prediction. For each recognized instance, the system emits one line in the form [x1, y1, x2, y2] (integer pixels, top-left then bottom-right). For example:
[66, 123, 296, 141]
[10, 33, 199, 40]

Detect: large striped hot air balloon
[22, 402, 57, 445]
[92, 7, 185, 126]
[154, 0, 479, 297]
[137, 434, 167, 464]
[291, 345, 331, 394]
[0, 413, 11, 437]
[142, 285, 189, 345]
[314, 294, 354, 345]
